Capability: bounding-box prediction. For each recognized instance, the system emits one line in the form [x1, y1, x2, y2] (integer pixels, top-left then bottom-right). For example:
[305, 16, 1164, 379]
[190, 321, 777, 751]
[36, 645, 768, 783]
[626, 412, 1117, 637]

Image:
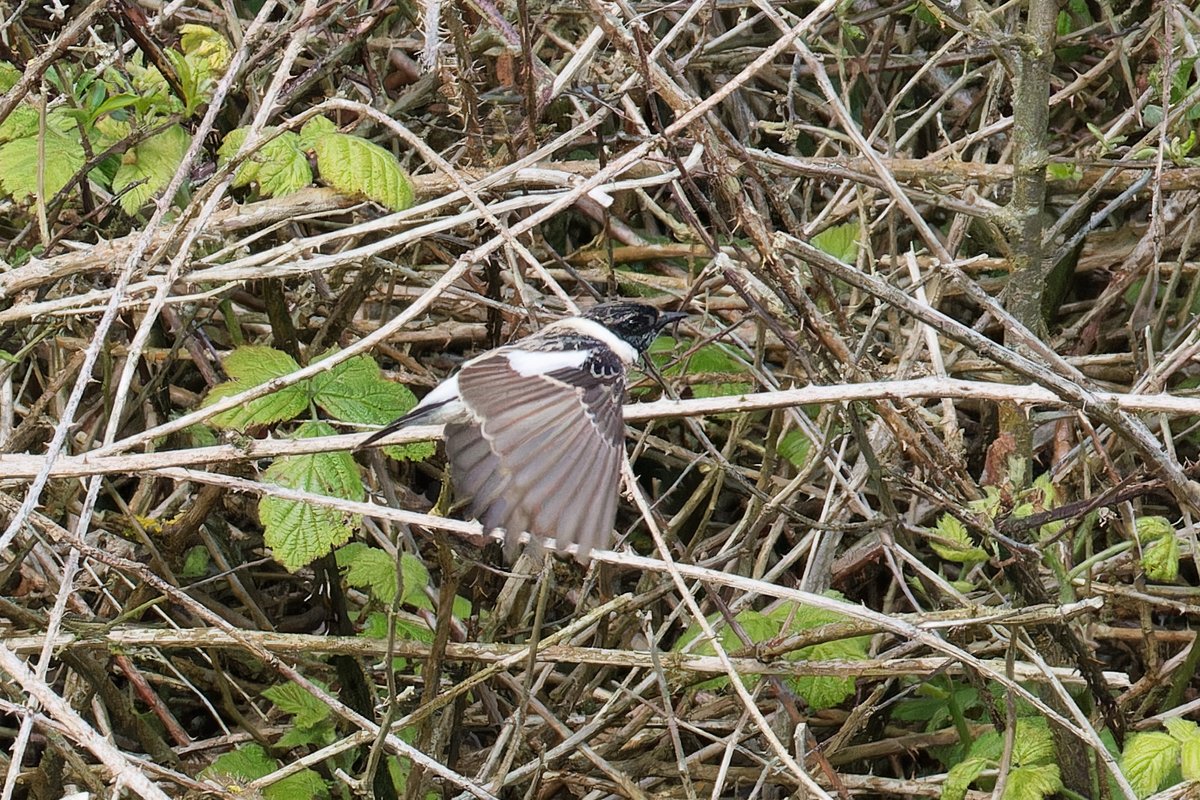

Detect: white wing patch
[503, 349, 590, 377]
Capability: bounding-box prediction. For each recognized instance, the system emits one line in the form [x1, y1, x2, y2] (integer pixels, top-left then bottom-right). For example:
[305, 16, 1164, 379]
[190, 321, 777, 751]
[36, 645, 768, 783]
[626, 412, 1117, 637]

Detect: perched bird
[358, 301, 686, 561]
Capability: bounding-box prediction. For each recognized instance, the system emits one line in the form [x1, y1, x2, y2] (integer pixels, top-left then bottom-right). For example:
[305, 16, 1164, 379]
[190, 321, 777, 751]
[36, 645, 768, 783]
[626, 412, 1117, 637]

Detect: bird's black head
[582, 302, 687, 354]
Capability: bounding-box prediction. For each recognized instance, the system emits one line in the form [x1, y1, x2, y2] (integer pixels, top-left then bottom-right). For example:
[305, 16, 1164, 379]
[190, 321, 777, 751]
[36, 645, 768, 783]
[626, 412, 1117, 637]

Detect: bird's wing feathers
[443, 344, 625, 561]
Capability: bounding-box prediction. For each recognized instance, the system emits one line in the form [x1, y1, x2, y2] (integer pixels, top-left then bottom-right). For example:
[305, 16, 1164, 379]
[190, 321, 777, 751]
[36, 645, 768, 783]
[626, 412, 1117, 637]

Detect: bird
[357, 301, 686, 562]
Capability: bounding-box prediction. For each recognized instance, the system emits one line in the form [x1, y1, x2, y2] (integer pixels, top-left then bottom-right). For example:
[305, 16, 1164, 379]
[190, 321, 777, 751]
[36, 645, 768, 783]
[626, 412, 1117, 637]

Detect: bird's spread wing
[444, 343, 625, 562]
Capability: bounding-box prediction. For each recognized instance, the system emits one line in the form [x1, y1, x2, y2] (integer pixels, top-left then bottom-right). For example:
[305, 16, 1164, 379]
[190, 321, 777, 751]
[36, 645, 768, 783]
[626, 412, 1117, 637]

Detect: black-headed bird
[358, 301, 686, 562]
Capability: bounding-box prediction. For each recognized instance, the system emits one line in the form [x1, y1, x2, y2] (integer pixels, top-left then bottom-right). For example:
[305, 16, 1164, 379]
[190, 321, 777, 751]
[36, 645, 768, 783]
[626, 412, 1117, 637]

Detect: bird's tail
[353, 400, 450, 452]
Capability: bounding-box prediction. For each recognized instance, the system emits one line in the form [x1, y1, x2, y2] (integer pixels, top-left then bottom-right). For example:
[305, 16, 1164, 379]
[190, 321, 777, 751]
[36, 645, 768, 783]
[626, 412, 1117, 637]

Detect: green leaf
[262, 681, 331, 729]
[1121, 731, 1180, 798]
[674, 610, 780, 691]
[89, 92, 140, 124]
[0, 125, 85, 202]
[112, 124, 191, 214]
[656, 341, 753, 400]
[179, 24, 231, 73]
[0, 106, 38, 144]
[265, 768, 328, 800]
[928, 513, 988, 564]
[777, 429, 812, 468]
[1003, 763, 1062, 800]
[1142, 534, 1180, 582]
[337, 543, 398, 604]
[204, 743, 274, 781]
[967, 485, 1003, 520]
[1013, 718, 1056, 765]
[789, 639, 858, 710]
[943, 756, 990, 800]
[399, 552, 432, 609]
[259, 421, 365, 571]
[218, 126, 312, 197]
[1136, 515, 1174, 542]
[312, 129, 414, 211]
[181, 545, 210, 578]
[299, 115, 338, 151]
[310, 351, 433, 461]
[810, 221, 861, 263]
[0, 63, 19, 93]
[204, 346, 308, 431]
[310, 352, 417, 423]
[1166, 718, 1200, 743]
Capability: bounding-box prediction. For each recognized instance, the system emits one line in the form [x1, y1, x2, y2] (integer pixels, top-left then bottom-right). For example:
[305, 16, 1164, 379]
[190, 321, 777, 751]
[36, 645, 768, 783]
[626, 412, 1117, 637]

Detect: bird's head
[582, 302, 687, 354]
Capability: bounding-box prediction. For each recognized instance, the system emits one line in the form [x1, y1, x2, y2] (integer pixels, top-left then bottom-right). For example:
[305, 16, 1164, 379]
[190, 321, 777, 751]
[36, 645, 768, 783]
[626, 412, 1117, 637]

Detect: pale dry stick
[87, 4, 839, 461]
[778, 231, 1200, 515]
[11, 376, 1200, 480]
[0, 644, 171, 800]
[0, 192, 558, 325]
[904, 251, 962, 453]
[319, 99, 577, 312]
[241, 594, 631, 794]
[618, 460, 836, 799]
[0, 8, 277, 550]
[5, 12, 286, 790]
[0, 503, 499, 800]
[94, 0, 299, 447]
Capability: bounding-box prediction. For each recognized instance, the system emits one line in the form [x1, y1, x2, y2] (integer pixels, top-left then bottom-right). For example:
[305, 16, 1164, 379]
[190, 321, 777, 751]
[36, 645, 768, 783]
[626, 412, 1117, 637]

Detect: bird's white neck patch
[504, 348, 590, 376]
[555, 317, 638, 363]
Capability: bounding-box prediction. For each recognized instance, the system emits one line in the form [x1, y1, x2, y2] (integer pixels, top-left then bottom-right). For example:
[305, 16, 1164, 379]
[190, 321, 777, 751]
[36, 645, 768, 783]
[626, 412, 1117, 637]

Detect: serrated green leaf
[810, 222, 862, 263]
[967, 729, 1005, 761]
[1003, 763, 1062, 800]
[943, 756, 990, 800]
[310, 351, 433, 461]
[276, 718, 336, 749]
[1166, 718, 1200, 743]
[1142, 534, 1179, 582]
[1136, 515, 1174, 542]
[312, 130, 414, 211]
[204, 346, 308, 431]
[656, 342, 753, 400]
[789, 639, 859, 710]
[112, 124, 191, 214]
[0, 106, 38, 144]
[311, 352, 419, 424]
[217, 127, 258, 186]
[265, 766, 328, 800]
[203, 743, 275, 781]
[1121, 731, 1179, 798]
[1013, 718, 1055, 765]
[259, 421, 365, 571]
[0, 126, 85, 202]
[218, 126, 312, 197]
[1046, 162, 1082, 181]
[1181, 737, 1200, 781]
[777, 429, 812, 469]
[928, 513, 988, 564]
[0, 63, 19, 93]
[179, 24, 231, 73]
[399, 553, 432, 609]
[262, 681, 331, 729]
[299, 115, 337, 151]
[338, 543, 398, 604]
[181, 545, 210, 578]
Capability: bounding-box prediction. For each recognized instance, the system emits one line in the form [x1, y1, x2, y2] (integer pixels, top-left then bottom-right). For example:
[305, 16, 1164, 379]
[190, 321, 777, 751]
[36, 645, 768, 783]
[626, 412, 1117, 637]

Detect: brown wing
[443, 348, 625, 562]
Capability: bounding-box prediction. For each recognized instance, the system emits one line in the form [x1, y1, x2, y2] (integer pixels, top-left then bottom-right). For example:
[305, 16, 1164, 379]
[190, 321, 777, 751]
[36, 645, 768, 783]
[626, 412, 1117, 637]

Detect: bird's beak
[660, 310, 688, 327]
